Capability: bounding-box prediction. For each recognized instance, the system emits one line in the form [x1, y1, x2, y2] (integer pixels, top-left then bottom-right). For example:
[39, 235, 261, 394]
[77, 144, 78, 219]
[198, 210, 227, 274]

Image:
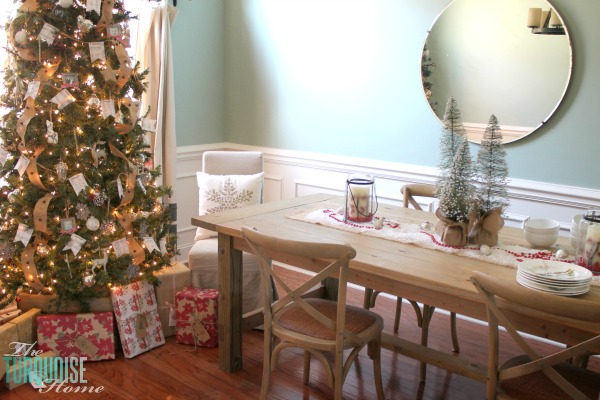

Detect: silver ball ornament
[36, 243, 50, 257]
[480, 244, 492, 256]
[555, 248, 569, 260]
[86, 216, 100, 231]
[15, 30, 27, 45]
[87, 95, 100, 108]
[83, 273, 96, 287]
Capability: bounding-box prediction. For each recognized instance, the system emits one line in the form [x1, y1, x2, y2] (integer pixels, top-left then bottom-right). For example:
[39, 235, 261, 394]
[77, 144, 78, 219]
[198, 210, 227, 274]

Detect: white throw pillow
[194, 172, 264, 241]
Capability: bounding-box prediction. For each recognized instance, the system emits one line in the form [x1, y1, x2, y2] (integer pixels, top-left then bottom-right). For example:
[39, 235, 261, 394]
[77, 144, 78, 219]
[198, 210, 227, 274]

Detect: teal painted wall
[171, 0, 600, 190]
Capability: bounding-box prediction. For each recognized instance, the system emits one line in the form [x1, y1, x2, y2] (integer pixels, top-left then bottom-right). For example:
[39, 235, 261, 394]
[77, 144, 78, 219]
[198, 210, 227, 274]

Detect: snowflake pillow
[194, 172, 264, 241]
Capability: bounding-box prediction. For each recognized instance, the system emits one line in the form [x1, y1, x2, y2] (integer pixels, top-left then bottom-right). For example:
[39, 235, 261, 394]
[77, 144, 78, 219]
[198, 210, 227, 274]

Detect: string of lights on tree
[0, 0, 174, 310]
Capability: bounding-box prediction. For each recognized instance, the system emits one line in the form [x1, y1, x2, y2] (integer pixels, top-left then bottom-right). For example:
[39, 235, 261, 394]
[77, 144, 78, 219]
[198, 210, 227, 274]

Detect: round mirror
[422, 0, 572, 144]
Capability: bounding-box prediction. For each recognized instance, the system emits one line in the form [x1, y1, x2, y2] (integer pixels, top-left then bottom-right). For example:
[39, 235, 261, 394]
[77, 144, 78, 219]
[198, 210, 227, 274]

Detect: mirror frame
[422, 0, 573, 144]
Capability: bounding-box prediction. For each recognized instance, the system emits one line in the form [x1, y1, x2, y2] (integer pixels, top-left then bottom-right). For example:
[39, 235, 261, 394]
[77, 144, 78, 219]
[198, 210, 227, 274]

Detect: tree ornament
[77, 16, 94, 32]
[36, 243, 50, 257]
[7, 189, 20, 203]
[55, 161, 68, 181]
[139, 222, 148, 237]
[83, 269, 96, 287]
[127, 263, 140, 280]
[100, 219, 116, 235]
[555, 248, 568, 259]
[86, 216, 100, 231]
[87, 95, 100, 108]
[90, 189, 108, 206]
[15, 30, 28, 45]
[479, 244, 492, 256]
[75, 203, 91, 220]
[58, 0, 74, 8]
[0, 242, 15, 259]
[53, 6, 65, 18]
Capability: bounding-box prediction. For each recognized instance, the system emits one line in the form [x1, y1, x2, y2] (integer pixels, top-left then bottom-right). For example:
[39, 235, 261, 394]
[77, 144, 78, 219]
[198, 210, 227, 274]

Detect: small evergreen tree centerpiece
[434, 97, 473, 246]
[468, 115, 509, 246]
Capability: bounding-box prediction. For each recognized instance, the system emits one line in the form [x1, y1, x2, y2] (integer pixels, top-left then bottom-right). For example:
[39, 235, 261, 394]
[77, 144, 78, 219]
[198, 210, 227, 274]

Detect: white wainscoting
[175, 142, 600, 262]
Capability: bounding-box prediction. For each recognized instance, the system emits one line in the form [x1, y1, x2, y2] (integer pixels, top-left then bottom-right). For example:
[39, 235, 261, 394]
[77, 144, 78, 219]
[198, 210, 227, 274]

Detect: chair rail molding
[175, 143, 600, 261]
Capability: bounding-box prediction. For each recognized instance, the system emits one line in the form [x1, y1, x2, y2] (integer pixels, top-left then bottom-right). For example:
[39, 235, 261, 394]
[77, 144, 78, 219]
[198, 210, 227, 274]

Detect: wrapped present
[111, 281, 165, 358]
[4, 351, 56, 390]
[154, 261, 190, 337]
[175, 287, 218, 348]
[0, 308, 41, 380]
[36, 312, 115, 361]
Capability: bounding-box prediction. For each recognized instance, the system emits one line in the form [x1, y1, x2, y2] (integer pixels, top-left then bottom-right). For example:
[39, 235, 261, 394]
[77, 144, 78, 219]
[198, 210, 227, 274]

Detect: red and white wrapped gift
[36, 312, 115, 361]
[175, 287, 218, 348]
[111, 281, 165, 358]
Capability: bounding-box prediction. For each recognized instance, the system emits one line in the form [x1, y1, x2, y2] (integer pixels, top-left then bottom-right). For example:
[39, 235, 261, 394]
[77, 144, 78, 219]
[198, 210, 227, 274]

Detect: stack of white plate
[516, 260, 592, 296]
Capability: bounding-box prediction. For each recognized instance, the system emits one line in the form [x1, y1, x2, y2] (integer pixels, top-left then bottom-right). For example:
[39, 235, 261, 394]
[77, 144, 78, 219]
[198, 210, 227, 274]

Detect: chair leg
[260, 332, 273, 400]
[303, 351, 311, 384]
[450, 311, 460, 353]
[363, 288, 374, 309]
[393, 296, 403, 333]
[419, 305, 436, 382]
[372, 338, 385, 400]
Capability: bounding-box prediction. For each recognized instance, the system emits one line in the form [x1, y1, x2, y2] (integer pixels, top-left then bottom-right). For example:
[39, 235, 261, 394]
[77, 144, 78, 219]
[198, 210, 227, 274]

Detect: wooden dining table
[191, 193, 600, 379]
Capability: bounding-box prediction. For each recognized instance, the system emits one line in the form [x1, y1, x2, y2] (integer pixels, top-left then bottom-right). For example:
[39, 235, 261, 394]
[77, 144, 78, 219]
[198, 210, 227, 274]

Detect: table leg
[420, 305, 436, 382]
[218, 233, 243, 372]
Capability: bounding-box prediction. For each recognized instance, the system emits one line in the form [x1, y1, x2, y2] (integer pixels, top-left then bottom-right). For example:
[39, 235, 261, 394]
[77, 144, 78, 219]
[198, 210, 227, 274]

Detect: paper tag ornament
[25, 80, 41, 100]
[14, 223, 34, 246]
[141, 118, 157, 132]
[86, 0, 101, 14]
[50, 89, 75, 110]
[117, 177, 124, 198]
[0, 147, 8, 167]
[46, 120, 58, 144]
[101, 100, 116, 119]
[112, 238, 130, 257]
[88, 42, 106, 62]
[38, 23, 59, 45]
[14, 154, 30, 177]
[63, 234, 86, 256]
[68, 173, 89, 195]
[143, 237, 160, 253]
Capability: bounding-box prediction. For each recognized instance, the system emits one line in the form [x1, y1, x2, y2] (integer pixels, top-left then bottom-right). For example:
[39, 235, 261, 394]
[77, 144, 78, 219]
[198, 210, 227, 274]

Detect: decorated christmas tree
[0, 0, 174, 311]
[473, 114, 509, 215]
[437, 137, 474, 223]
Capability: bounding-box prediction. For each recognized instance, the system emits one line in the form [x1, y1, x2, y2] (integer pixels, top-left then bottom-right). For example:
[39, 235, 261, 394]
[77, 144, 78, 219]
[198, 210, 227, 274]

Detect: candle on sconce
[527, 8, 542, 28]
[548, 10, 561, 27]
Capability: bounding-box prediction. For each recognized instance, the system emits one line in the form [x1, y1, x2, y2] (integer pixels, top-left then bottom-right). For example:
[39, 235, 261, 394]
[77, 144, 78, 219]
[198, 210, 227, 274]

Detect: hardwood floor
[2, 266, 598, 399]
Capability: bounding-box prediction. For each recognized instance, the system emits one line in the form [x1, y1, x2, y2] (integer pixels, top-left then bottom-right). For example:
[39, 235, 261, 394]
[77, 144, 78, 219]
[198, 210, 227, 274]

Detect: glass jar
[344, 174, 378, 223]
[577, 210, 600, 269]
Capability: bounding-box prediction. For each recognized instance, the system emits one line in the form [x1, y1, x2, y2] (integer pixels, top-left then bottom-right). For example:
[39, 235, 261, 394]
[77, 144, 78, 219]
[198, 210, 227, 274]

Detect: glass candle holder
[344, 174, 378, 223]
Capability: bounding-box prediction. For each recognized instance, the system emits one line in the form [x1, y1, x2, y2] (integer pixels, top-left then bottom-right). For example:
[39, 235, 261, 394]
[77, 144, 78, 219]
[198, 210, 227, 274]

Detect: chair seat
[276, 298, 382, 340]
[499, 354, 600, 399]
[188, 238, 262, 314]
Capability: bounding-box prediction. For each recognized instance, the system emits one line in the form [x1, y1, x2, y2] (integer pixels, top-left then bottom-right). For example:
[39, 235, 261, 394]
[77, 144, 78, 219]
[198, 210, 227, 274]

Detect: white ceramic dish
[523, 218, 560, 234]
[525, 230, 558, 248]
[517, 260, 593, 281]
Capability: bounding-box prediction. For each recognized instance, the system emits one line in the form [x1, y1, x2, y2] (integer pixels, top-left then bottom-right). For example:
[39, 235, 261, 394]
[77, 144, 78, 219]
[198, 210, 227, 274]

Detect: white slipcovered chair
[188, 151, 265, 315]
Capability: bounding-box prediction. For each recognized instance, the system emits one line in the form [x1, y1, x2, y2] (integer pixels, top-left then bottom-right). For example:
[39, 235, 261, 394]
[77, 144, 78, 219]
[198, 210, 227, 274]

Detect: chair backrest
[202, 150, 264, 201]
[241, 227, 363, 346]
[470, 271, 600, 399]
[401, 183, 436, 211]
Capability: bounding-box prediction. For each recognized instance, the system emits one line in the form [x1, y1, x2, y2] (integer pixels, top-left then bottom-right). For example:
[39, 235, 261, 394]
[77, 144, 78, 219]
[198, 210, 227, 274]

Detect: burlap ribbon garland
[9, 0, 43, 61]
[33, 193, 55, 234]
[114, 211, 145, 265]
[114, 44, 133, 89]
[115, 97, 138, 134]
[108, 141, 137, 207]
[20, 235, 48, 291]
[96, 0, 115, 31]
[24, 146, 47, 191]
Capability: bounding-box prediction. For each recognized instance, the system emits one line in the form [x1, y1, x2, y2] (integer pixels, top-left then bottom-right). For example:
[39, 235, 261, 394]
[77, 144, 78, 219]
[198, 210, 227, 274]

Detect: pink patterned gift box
[111, 281, 165, 358]
[36, 312, 115, 361]
[175, 287, 218, 348]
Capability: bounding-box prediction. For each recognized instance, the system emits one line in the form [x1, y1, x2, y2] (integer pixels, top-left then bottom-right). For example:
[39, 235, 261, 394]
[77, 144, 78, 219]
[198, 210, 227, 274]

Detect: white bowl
[523, 218, 560, 235]
[525, 230, 558, 248]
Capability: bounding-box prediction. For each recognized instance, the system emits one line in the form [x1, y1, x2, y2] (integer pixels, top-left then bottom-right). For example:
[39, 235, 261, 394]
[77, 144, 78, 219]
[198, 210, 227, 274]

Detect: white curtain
[135, 1, 179, 251]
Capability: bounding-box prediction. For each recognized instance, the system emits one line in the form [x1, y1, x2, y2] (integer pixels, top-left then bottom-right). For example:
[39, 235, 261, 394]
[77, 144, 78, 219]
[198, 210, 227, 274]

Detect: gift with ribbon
[175, 287, 218, 348]
[0, 308, 41, 380]
[153, 262, 190, 337]
[36, 312, 115, 361]
[110, 282, 165, 358]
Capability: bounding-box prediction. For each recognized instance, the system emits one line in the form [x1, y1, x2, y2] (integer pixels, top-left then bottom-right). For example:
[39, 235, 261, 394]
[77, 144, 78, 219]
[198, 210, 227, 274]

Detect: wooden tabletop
[192, 193, 600, 376]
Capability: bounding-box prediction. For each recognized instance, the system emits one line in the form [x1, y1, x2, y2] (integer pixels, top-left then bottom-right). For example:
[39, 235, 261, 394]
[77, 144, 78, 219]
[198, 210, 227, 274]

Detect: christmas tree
[437, 137, 474, 223]
[473, 114, 509, 215]
[0, 0, 174, 310]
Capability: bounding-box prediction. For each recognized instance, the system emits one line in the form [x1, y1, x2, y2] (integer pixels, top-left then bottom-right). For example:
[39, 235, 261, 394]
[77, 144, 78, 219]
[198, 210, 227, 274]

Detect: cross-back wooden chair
[365, 183, 459, 381]
[471, 271, 600, 400]
[241, 226, 385, 400]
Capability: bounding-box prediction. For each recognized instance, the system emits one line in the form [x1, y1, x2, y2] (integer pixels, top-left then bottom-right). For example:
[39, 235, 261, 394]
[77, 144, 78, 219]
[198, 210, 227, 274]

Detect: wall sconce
[527, 8, 565, 35]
